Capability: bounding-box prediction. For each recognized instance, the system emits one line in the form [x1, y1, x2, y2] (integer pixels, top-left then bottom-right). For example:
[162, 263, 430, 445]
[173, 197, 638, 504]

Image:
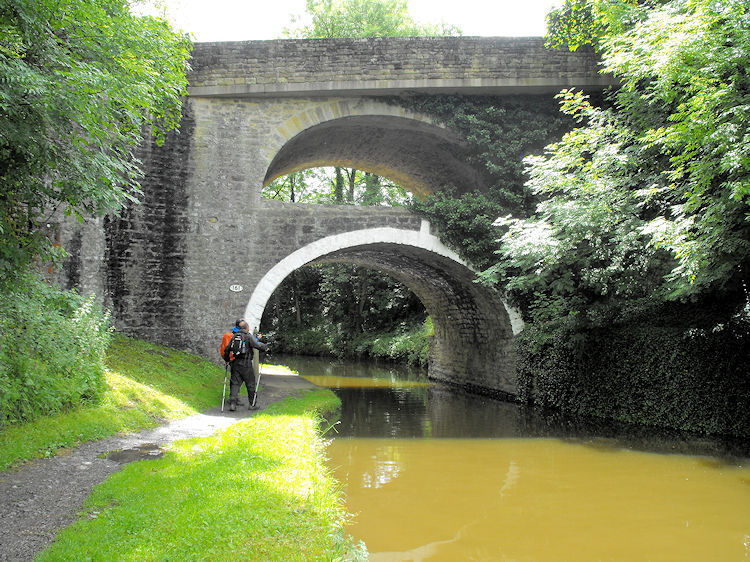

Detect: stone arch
[262, 99, 486, 198]
[245, 223, 522, 395]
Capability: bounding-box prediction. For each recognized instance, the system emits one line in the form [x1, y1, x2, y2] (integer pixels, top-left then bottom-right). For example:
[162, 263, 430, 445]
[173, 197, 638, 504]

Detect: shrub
[517, 310, 750, 438]
[0, 273, 112, 425]
[351, 317, 432, 366]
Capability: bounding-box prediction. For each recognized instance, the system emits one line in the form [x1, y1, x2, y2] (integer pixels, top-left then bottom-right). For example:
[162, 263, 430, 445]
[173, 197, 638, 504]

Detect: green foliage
[263, 167, 412, 206]
[545, 0, 649, 52]
[603, 0, 750, 295]
[401, 95, 575, 269]
[285, 0, 460, 38]
[267, 302, 431, 366]
[261, 263, 428, 359]
[0, 334, 227, 471]
[413, 190, 504, 270]
[0, 0, 191, 280]
[545, 0, 607, 51]
[350, 316, 432, 366]
[38, 389, 365, 561]
[484, 0, 750, 325]
[516, 307, 750, 438]
[0, 273, 112, 426]
[480, 90, 669, 323]
[528, 0, 750, 302]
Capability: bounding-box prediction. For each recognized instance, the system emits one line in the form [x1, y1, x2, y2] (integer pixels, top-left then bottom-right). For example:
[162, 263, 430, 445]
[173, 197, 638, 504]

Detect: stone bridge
[57, 37, 611, 397]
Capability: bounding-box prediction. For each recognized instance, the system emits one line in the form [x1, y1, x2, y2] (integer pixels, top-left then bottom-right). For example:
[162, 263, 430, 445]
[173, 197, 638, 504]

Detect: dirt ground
[0, 368, 316, 561]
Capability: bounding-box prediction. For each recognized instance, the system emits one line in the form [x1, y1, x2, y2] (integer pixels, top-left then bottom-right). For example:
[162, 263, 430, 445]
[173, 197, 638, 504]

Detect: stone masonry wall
[58, 94, 525, 394]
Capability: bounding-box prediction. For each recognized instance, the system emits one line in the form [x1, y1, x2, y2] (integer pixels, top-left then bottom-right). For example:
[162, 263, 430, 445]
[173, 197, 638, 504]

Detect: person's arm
[248, 332, 269, 352]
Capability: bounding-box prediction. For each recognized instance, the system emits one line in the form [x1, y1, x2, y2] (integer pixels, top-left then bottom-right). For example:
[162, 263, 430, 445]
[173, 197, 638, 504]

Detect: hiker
[219, 321, 242, 407]
[222, 319, 269, 411]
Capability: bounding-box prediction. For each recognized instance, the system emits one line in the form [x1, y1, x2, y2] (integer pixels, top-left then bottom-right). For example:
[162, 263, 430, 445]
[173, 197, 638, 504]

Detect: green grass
[0, 335, 226, 471]
[37, 389, 365, 561]
[1, 335, 364, 559]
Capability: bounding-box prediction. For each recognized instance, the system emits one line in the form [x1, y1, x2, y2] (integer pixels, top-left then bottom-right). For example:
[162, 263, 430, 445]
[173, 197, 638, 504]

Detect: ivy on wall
[393, 94, 576, 270]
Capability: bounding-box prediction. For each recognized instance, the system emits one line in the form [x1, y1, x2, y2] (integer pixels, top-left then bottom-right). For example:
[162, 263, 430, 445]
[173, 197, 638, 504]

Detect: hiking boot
[228, 400, 237, 412]
[249, 403, 259, 410]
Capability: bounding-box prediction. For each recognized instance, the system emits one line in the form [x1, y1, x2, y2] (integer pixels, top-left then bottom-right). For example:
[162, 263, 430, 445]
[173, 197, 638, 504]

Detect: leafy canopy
[0, 0, 191, 281]
[485, 0, 750, 324]
[285, 0, 460, 38]
[262, 168, 412, 206]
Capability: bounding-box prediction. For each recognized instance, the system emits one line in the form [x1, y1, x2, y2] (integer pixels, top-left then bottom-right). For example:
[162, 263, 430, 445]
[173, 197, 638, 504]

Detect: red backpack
[219, 331, 234, 362]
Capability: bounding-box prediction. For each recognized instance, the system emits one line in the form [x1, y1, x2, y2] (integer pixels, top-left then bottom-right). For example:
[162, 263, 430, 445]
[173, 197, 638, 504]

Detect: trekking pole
[251, 370, 262, 408]
[221, 362, 229, 412]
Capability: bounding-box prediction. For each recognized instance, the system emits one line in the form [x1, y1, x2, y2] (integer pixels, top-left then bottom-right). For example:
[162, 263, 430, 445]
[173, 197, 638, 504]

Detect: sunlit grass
[38, 389, 366, 561]
[0, 335, 224, 471]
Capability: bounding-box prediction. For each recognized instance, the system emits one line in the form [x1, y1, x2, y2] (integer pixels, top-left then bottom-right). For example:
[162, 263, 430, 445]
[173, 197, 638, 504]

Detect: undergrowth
[0, 334, 225, 471]
[0, 273, 112, 426]
[272, 316, 433, 367]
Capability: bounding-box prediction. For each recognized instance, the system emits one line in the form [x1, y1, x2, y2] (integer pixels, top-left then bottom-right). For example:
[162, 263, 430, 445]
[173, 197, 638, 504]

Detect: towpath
[0, 368, 316, 561]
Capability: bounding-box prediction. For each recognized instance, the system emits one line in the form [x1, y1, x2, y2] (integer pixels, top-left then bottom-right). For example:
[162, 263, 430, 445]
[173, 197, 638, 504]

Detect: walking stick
[221, 362, 229, 412]
[251, 370, 262, 408]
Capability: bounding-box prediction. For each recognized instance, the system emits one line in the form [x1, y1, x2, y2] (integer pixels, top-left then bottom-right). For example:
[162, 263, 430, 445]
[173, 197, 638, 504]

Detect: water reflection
[269, 355, 750, 560]
[272, 354, 749, 459]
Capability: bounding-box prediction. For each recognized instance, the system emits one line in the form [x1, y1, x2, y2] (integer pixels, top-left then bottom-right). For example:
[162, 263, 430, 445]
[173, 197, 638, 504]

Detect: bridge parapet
[188, 36, 615, 98]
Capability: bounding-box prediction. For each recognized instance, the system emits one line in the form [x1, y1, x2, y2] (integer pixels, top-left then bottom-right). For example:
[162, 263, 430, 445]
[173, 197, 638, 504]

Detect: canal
[270, 354, 750, 560]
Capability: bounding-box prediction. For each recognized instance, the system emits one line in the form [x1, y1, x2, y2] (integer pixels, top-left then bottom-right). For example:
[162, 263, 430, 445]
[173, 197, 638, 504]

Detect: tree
[0, 0, 191, 283]
[285, 0, 460, 39]
[262, 167, 411, 206]
[484, 0, 750, 323]
[262, 169, 326, 203]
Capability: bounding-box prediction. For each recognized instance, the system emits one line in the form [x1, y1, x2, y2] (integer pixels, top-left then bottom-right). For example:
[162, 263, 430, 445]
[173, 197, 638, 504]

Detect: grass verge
[0, 335, 225, 471]
[37, 388, 366, 561]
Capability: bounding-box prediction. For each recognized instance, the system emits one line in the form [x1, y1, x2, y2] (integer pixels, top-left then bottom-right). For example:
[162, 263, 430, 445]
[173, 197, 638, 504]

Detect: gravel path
[0, 369, 316, 561]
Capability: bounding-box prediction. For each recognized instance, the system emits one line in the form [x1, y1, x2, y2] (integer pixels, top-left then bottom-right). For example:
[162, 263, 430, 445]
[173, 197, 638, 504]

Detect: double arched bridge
[56, 37, 611, 397]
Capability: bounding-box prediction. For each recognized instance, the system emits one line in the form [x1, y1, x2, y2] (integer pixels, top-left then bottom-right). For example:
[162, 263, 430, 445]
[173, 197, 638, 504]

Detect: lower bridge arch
[245, 223, 522, 396]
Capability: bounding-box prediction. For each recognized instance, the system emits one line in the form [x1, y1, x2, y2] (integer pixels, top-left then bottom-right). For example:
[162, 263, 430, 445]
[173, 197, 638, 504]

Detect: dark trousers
[228, 360, 255, 405]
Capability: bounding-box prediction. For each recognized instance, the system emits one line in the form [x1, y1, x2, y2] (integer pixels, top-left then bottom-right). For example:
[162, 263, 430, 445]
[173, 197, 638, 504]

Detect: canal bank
[0, 366, 341, 560]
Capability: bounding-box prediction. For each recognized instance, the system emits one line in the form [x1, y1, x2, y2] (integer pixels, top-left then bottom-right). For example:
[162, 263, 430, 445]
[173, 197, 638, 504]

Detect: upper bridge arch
[262, 101, 485, 197]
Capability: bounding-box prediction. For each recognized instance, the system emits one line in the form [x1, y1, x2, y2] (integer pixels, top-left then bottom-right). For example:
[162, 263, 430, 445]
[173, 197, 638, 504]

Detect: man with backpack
[222, 319, 269, 411]
[219, 321, 242, 409]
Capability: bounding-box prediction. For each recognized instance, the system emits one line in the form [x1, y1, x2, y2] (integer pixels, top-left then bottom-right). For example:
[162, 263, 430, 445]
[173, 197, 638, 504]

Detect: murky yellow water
[327, 437, 750, 561]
